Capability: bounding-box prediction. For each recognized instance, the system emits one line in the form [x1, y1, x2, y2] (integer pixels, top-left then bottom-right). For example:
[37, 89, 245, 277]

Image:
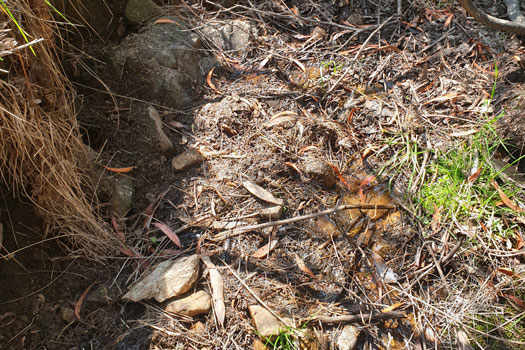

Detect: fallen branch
[308, 311, 405, 324]
[212, 203, 396, 241]
[459, 0, 525, 35]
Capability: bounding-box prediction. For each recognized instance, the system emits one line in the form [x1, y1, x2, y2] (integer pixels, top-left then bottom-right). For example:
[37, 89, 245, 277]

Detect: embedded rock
[123, 255, 199, 302]
[165, 290, 211, 316]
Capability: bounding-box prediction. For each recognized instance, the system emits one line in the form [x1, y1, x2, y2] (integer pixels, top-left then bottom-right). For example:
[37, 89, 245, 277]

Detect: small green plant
[263, 327, 297, 350]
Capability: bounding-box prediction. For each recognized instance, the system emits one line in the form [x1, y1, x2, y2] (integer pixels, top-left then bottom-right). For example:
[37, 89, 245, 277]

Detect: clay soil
[2, 1, 525, 349]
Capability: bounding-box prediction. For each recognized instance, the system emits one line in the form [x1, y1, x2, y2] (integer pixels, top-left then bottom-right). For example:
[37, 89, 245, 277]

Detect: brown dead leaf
[153, 17, 179, 25]
[328, 163, 352, 191]
[492, 180, 525, 213]
[111, 216, 126, 243]
[252, 239, 278, 258]
[74, 283, 95, 320]
[443, 13, 453, 28]
[206, 67, 220, 93]
[154, 222, 182, 248]
[243, 180, 283, 206]
[468, 167, 482, 182]
[502, 293, 525, 310]
[382, 302, 404, 313]
[294, 253, 315, 278]
[359, 175, 376, 202]
[201, 256, 225, 326]
[516, 233, 525, 250]
[284, 161, 304, 178]
[497, 268, 517, 278]
[264, 111, 297, 128]
[104, 166, 135, 173]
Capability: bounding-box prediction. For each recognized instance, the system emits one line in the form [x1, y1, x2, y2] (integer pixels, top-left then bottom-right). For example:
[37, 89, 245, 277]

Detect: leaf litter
[43, 1, 525, 349]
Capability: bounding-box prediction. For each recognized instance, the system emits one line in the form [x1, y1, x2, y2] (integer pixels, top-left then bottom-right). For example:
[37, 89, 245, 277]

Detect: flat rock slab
[165, 290, 211, 316]
[200, 20, 257, 53]
[123, 255, 199, 302]
[248, 305, 293, 338]
[172, 148, 205, 171]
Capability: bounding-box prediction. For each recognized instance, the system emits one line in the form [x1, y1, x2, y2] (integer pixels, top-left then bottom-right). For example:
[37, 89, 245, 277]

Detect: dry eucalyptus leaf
[243, 181, 283, 206]
[201, 256, 225, 326]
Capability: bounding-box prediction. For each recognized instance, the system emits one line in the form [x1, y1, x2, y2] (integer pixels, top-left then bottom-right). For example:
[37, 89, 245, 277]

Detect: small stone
[336, 325, 360, 350]
[86, 285, 112, 305]
[123, 255, 200, 302]
[165, 290, 211, 316]
[172, 149, 204, 172]
[190, 321, 206, 334]
[125, 0, 162, 24]
[200, 20, 257, 52]
[302, 157, 336, 189]
[248, 305, 293, 338]
[60, 306, 75, 323]
[259, 206, 283, 220]
[253, 339, 268, 350]
[111, 175, 134, 217]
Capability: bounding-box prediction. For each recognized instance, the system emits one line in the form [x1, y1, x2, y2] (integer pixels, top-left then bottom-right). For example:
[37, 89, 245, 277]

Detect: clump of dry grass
[0, 0, 114, 258]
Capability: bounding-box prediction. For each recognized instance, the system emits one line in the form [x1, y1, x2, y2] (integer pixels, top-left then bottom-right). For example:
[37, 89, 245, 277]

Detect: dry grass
[0, 0, 115, 258]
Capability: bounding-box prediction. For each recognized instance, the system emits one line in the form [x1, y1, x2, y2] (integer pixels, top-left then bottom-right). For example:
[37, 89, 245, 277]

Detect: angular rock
[110, 21, 204, 109]
[111, 175, 134, 217]
[125, 0, 162, 24]
[172, 148, 205, 171]
[165, 290, 211, 316]
[259, 206, 283, 220]
[248, 305, 293, 337]
[336, 325, 360, 350]
[123, 255, 199, 302]
[302, 156, 337, 189]
[200, 20, 257, 53]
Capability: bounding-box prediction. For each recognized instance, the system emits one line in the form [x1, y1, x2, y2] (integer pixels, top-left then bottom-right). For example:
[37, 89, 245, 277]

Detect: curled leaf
[252, 239, 278, 258]
[75, 283, 95, 321]
[104, 166, 135, 173]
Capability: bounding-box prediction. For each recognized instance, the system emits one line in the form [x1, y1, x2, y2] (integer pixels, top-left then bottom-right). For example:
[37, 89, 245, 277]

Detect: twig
[308, 311, 405, 324]
[212, 204, 396, 241]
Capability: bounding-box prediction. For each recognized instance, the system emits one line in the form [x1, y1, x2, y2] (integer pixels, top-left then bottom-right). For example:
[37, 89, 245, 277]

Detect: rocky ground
[2, 0, 525, 349]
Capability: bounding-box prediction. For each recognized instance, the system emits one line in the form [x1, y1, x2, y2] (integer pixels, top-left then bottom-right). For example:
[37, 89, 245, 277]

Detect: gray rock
[111, 175, 134, 217]
[200, 20, 257, 53]
[336, 325, 360, 350]
[123, 255, 200, 302]
[125, 0, 162, 24]
[165, 290, 211, 316]
[110, 22, 204, 108]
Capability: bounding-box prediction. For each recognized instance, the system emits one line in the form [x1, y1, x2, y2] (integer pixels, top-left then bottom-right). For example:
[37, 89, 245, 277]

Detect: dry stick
[309, 311, 405, 324]
[212, 204, 396, 241]
[223, 262, 294, 328]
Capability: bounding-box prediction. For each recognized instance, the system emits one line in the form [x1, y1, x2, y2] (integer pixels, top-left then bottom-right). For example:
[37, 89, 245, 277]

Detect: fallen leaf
[492, 180, 525, 213]
[119, 246, 139, 257]
[264, 112, 297, 128]
[382, 302, 403, 313]
[284, 161, 303, 178]
[294, 253, 315, 278]
[252, 239, 278, 258]
[111, 216, 126, 243]
[201, 256, 225, 326]
[243, 181, 283, 206]
[443, 13, 453, 28]
[207, 67, 220, 93]
[328, 163, 352, 191]
[502, 293, 525, 310]
[104, 166, 135, 173]
[516, 233, 525, 250]
[468, 167, 482, 182]
[75, 283, 95, 320]
[497, 268, 516, 278]
[154, 17, 179, 25]
[359, 175, 376, 202]
[154, 222, 182, 248]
